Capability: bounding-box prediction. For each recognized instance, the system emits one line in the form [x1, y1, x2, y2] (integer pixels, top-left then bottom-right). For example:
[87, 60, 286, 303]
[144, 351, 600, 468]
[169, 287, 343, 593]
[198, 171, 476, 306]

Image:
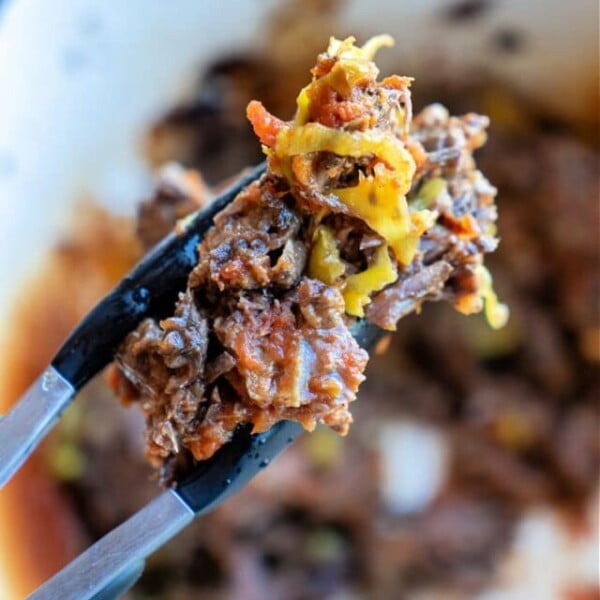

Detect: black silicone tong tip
[175, 420, 303, 514]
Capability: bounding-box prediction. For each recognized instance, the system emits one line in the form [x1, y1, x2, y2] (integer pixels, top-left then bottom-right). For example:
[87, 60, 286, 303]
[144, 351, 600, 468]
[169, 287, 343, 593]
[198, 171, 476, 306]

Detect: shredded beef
[114, 98, 503, 476]
[115, 96, 501, 474]
[115, 291, 209, 464]
[372, 495, 514, 594]
[114, 160, 377, 472]
[367, 104, 499, 329]
[115, 276, 367, 464]
[214, 279, 367, 431]
[113, 40, 503, 480]
[366, 261, 453, 329]
[188, 180, 306, 292]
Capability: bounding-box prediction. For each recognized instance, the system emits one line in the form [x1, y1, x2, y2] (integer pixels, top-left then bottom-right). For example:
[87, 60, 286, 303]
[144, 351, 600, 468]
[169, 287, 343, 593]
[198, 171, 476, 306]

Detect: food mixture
[4, 27, 597, 600]
[109, 36, 506, 480]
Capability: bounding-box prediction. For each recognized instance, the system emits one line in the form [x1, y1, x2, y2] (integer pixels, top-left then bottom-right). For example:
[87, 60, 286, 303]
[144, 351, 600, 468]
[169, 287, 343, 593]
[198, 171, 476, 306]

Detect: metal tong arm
[29, 420, 303, 600]
[0, 368, 75, 487]
[28, 489, 194, 600]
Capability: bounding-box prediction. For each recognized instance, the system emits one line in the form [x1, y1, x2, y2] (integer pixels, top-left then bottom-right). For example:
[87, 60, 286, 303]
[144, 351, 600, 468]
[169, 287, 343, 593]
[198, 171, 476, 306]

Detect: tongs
[0, 162, 383, 599]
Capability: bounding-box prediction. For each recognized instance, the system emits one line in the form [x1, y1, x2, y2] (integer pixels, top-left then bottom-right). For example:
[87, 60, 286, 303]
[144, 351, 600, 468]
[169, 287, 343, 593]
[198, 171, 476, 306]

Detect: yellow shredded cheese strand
[326, 35, 394, 62]
[308, 226, 346, 285]
[275, 123, 415, 176]
[274, 35, 439, 312]
[476, 265, 510, 329]
[334, 165, 435, 266]
[274, 124, 430, 265]
[343, 244, 397, 317]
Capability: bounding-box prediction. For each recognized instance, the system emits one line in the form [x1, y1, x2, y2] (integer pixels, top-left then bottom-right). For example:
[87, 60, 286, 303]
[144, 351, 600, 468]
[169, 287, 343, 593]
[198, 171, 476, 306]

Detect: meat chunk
[115, 291, 209, 464]
[365, 104, 504, 330]
[367, 261, 453, 329]
[189, 180, 306, 292]
[179, 279, 368, 462]
[114, 278, 367, 465]
[214, 278, 368, 432]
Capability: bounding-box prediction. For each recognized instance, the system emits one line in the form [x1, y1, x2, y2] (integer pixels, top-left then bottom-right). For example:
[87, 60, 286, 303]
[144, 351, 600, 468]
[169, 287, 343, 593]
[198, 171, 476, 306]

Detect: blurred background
[0, 1, 598, 599]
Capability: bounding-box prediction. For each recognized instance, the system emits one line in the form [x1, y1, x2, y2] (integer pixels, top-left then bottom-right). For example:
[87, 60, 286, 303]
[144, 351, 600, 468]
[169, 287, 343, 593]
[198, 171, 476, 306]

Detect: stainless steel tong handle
[28, 489, 195, 600]
[26, 419, 303, 599]
[0, 366, 75, 488]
